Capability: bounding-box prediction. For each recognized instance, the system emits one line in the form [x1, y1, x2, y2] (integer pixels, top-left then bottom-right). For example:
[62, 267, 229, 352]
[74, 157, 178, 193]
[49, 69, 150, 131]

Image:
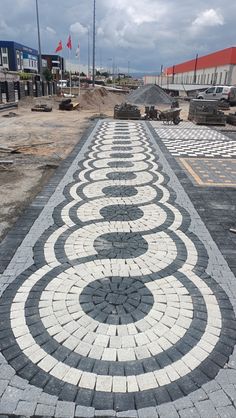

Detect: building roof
[165, 47, 236, 75]
[0, 40, 38, 56]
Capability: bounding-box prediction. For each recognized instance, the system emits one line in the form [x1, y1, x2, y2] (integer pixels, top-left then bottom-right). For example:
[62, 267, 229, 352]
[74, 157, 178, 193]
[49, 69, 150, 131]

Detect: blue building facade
[0, 41, 38, 73]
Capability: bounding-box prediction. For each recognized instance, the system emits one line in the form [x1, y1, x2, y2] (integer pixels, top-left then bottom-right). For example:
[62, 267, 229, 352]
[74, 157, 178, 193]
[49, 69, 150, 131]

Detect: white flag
[76, 42, 80, 58]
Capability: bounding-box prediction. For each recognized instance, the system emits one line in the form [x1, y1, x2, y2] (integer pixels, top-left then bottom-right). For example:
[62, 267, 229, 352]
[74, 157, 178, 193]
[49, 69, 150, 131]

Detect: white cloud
[46, 26, 56, 35]
[192, 8, 224, 28]
[0, 0, 235, 72]
[70, 22, 87, 35]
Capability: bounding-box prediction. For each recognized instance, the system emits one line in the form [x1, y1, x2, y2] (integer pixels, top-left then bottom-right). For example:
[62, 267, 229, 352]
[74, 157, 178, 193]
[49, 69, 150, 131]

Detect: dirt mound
[79, 87, 125, 110]
[126, 84, 174, 106]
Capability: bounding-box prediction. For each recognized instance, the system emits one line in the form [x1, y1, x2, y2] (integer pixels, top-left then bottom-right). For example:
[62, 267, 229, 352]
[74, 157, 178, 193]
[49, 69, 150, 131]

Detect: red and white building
[143, 47, 236, 90]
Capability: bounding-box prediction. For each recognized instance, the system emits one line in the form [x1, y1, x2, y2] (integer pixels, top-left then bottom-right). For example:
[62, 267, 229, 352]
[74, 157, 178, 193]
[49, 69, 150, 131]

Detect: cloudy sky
[0, 0, 235, 74]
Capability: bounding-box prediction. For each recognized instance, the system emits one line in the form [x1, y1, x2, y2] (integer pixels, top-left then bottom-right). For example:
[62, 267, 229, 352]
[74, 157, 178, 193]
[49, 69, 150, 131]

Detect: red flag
[55, 40, 63, 53]
[67, 35, 72, 50]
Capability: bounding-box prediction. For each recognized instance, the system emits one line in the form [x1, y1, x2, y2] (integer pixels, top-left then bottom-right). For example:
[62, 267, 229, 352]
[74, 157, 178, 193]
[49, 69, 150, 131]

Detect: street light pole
[87, 26, 90, 79]
[35, 0, 42, 79]
[92, 0, 96, 87]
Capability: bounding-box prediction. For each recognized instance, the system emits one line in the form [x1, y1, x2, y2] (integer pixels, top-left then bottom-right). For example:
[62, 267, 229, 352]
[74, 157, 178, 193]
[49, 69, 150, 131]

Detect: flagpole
[69, 48, 72, 96]
[78, 51, 81, 97]
[60, 52, 63, 95]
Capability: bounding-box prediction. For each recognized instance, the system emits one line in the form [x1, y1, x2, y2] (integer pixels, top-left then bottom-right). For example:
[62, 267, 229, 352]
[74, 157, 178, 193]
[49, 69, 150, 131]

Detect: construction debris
[59, 99, 74, 111]
[188, 99, 226, 125]
[0, 102, 18, 112]
[227, 113, 236, 126]
[11, 142, 54, 154]
[2, 112, 19, 118]
[0, 160, 13, 165]
[31, 104, 52, 112]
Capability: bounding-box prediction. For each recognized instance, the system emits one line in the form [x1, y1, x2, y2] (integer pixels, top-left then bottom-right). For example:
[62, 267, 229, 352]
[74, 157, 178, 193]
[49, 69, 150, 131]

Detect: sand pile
[79, 87, 125, 110]
[126, 84, 174, 106]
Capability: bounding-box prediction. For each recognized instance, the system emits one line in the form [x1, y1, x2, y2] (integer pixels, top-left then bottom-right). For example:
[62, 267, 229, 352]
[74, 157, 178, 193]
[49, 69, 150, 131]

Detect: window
[2, 47, 7, 54]
[219, 72, 222, 85]
[216, 87, 223, 93]
[206, 87, 215, 94]
[3, 56, 8, 65]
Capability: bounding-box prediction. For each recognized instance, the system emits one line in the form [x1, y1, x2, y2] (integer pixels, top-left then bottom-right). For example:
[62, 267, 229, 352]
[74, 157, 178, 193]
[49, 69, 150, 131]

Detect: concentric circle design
[79, 277, 154, 325]
[94, 232, 148, 258]
[0, 120, 236, 413]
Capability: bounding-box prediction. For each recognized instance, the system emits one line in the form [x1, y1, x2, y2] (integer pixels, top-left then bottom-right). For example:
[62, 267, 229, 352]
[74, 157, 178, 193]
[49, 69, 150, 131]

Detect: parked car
[57, 79, 68, 88]
[197, 86, 236, 104]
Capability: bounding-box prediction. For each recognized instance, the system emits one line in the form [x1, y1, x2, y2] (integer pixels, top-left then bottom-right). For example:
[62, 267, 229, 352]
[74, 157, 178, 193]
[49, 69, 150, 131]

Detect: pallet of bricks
[114, 103, 141, 120]
[188, 99, 226, 125]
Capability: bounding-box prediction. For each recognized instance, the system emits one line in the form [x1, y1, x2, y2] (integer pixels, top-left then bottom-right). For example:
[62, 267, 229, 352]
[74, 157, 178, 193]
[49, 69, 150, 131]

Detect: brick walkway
[0, 120, 236, 418]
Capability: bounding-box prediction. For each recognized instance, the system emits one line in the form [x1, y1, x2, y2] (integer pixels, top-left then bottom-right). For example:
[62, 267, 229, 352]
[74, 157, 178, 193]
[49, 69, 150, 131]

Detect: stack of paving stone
[27, 81, 33, 97]
[6, 81, 16, 102]
[114, 102, 141, 119]
[35, 81, 42, 97]
[188, 99, 226, 125]
[17, 81, 26, 100]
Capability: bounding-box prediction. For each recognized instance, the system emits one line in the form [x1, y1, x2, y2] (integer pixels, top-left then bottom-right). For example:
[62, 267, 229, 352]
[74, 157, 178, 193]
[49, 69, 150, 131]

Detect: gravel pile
[126, 84, 174, 106]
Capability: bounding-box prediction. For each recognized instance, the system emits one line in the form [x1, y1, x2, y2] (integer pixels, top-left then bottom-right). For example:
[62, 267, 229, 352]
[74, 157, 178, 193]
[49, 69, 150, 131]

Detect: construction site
[1, 80, 236, 418]
[1, 85, 236, 244]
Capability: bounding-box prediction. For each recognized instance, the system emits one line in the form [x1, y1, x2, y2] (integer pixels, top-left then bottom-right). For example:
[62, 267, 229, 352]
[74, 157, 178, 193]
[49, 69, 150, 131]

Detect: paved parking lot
[0, 120, 236, 417]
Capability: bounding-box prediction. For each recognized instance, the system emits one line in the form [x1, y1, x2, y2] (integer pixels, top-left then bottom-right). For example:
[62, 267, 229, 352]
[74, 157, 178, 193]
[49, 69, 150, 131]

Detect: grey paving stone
[216, 405, 236, 418]
[9, 375, 28, 389]
[0, 400, 18, 414]
[1, 386, 23, 403]
[0, 364, 16, 380]
[35, 403, 56, 416]
[208, 390, 232, 408]
[138, 407, 159, 417]
[0, 380, 8, 397]
[75, 405, 95, 418]
[157, 404, 178, 418]
[203, 381, 221, 394]
[189, 388, 208, 403]
[55, 401, 75, 418]
[117, 410, 138, 418]
[95, 410, 116, 417]
[21, 386, 43, 401]
[174, 397, 193, 411]
[216, 370, 232, 386]
[179, 407, 201, 418]
[38, 392, 58, 406]
[195, 400, 219, 418]
[14, 400, 37, 416]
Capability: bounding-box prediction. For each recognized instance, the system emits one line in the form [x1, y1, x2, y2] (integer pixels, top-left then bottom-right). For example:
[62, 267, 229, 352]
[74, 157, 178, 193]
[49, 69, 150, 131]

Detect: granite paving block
[0, 120, 236, 417]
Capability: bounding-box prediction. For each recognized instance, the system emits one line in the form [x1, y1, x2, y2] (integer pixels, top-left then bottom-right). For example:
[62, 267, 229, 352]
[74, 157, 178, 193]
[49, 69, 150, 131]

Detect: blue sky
[0, 0, 235, 73]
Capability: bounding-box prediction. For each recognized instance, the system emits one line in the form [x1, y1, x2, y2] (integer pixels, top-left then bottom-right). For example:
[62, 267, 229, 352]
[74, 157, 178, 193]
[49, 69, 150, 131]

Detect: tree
[19, 72, 33, 80]
[43, 68, 53, 81]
